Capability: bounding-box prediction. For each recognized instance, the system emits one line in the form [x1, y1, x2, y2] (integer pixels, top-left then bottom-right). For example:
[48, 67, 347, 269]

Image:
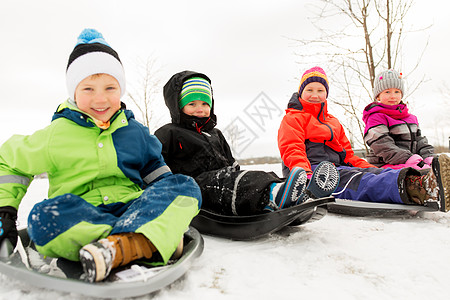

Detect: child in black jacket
[154, 71, 339, 215]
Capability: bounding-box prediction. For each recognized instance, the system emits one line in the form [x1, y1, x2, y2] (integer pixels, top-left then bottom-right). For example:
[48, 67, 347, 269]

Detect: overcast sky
[1, 0, 449, 158]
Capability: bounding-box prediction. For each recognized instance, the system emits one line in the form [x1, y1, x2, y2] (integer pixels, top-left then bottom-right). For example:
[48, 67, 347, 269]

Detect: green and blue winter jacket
[0, 100, 171, 210]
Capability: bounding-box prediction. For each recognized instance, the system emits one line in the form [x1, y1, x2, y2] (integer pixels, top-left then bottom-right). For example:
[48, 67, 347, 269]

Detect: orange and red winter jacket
[278, 93, 374, 175]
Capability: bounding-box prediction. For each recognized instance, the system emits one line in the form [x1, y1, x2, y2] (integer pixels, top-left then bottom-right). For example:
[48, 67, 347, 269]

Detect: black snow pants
[195, 166, 283, 215]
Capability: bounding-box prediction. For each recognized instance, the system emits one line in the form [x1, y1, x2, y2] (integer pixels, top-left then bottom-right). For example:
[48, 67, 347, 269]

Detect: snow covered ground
[1, 163, 450, 300]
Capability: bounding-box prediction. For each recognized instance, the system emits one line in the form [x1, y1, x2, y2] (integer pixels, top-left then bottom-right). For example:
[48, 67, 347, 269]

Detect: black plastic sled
[0, 227, 203, 299]
[191, 197, 334, 240]
[327, 198, 440, 217]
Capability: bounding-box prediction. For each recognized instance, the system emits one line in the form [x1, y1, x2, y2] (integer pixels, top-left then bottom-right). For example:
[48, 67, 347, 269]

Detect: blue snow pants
[27, 174, 201, 263]
[319, 165, 408, 204]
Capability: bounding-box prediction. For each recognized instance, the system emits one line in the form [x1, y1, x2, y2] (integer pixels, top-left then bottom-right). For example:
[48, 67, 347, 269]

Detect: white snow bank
[1, 164, 450, 300]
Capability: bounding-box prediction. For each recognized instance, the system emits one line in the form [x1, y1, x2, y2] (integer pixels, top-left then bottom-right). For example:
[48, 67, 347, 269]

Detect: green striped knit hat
[179, 77, 212, 109]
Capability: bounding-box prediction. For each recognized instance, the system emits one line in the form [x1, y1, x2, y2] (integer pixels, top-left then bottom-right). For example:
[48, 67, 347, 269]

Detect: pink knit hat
[298, 66, 329, 97]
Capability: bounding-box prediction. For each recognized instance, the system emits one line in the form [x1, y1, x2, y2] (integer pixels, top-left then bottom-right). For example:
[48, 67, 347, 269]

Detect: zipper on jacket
[316, 102, 334, 142]
[402, 120, 416, 152]
[200, 131, 229, 167]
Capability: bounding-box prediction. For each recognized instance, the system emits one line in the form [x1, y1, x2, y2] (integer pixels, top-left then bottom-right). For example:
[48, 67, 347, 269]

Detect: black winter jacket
[155, 71, 283, 215]
[154, 71, 237, 178]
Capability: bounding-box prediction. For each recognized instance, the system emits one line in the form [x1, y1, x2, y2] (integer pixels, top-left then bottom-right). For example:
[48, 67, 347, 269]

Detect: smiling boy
[75, 73, 122, 125]
[0, 29, 201, 282]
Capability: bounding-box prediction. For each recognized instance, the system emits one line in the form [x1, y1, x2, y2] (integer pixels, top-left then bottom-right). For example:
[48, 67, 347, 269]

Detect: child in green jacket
[0, 29, 201, 282]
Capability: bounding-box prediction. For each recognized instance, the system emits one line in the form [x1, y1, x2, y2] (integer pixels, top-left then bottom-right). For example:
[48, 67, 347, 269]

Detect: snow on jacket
[278, 93, 374, 174]
[362, 102, 434, 167]
[0, 100, 171, 209]
[154, 71, 237, 178]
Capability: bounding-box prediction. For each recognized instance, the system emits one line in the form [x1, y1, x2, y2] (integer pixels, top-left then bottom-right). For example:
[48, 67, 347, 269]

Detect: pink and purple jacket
[362, 102, 434, 167]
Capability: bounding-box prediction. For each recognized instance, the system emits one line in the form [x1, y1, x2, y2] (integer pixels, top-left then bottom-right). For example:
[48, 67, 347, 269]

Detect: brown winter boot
[405, 154, 450, 212]
[80, 232, 157, 282]
[106, 233, 157, 268]
[405, 175, 433, 205]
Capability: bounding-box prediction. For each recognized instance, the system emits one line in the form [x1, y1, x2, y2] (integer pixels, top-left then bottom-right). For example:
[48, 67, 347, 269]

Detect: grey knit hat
[373, 69, 404, 99]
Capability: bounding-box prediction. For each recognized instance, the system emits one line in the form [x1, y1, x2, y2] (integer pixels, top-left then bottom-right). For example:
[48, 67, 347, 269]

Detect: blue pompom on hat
[75, 28, 111, 47]
[66, 28, 126, 101]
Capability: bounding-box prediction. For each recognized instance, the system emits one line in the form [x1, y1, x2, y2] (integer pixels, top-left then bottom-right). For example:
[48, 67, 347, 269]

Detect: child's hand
[0, 208, 18, 248]
[405, 154, 425, 169]
[423, 156, 433, 166]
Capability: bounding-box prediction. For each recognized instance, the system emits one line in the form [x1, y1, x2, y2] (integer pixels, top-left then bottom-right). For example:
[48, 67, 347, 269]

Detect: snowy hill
[1, 163, 450, 300]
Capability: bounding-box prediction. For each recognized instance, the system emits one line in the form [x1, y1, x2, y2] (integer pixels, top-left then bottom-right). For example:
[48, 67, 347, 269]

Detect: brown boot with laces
[80, 232, 157, 282]
[106, 233, 157, 269]
[405, 174, 435, 205]
[405, 154, 450, 212]
[80, 232, 184, 282]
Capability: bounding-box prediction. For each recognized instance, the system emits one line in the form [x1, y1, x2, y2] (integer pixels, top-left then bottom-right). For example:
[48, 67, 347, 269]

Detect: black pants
[195, 166, 283, 215]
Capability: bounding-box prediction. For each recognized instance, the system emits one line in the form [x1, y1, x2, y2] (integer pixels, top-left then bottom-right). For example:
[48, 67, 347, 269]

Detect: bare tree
[223, 121, 242, 157]
[432, 83, 450, 149]
[126, 57, 163, 132]
[292, 0, 429, 151]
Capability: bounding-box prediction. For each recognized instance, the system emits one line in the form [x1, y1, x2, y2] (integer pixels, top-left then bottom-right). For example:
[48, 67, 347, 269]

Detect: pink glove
[405, 154, 423, 165]
[405, 154, 426, 169]
[423, 156, 433, 166]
